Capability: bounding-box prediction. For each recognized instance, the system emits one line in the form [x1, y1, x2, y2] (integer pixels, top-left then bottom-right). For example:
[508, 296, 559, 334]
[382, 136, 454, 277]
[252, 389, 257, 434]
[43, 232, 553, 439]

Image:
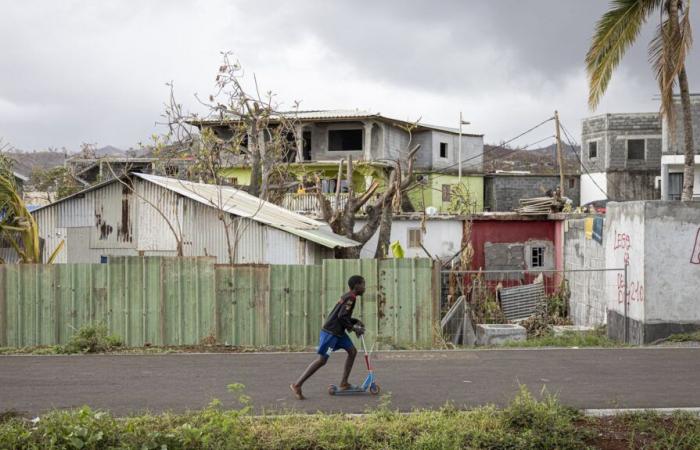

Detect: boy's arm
[337, 299, 360, 331]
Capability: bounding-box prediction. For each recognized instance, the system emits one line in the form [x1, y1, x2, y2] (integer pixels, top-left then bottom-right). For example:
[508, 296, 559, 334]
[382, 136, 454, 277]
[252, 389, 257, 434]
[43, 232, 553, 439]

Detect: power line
[460, 135, 557, 173]
[430, 116, 555, 176]
[559, 122, 610, 200]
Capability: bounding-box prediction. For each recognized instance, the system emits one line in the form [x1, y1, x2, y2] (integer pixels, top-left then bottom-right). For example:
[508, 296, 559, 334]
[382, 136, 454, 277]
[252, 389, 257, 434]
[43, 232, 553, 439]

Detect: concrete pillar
[660, 160, 669, 200]
[363, 121, 373, 161]
[294, 124, 303, 163]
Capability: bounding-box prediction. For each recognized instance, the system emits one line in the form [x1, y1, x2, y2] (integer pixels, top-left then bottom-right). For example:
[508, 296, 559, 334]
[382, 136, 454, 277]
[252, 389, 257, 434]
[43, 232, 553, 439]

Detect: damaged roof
[190, 109, 483, 137]
[134, 174, 360, 249]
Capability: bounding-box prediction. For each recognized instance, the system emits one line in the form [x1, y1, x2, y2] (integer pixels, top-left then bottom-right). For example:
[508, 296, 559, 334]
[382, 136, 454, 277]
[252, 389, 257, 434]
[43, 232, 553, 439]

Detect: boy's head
[348, 275, 366, 296]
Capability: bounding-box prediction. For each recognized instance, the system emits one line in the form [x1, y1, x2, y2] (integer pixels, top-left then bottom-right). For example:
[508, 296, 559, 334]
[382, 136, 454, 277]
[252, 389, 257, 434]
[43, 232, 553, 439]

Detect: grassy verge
[664, 331, 700, 343]
[500, 330, 620, 348]
[1, 387, 699, 449]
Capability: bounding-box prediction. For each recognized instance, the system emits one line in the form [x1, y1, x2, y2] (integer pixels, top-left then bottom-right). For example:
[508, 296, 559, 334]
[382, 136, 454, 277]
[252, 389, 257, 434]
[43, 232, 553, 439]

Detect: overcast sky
[2, 0, 699, 152]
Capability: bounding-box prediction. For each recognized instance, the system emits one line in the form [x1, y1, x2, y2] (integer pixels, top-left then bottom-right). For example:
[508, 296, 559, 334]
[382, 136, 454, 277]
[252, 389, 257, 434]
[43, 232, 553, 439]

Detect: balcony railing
[281, 193, 370, 216]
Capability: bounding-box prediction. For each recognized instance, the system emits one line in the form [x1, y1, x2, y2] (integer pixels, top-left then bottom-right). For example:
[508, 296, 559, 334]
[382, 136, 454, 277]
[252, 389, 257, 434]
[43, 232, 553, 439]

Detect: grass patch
[500, 329, 619, 348]
[664, 331, 700, 343]
[1, 386, 699, 449]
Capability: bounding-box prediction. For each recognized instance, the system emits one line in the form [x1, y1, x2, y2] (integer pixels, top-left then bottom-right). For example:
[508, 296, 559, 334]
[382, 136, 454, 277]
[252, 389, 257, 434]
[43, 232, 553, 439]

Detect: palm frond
[0, 173, 41, 263]
[649, 0, 693, 137]
[586, 0, 662, 110]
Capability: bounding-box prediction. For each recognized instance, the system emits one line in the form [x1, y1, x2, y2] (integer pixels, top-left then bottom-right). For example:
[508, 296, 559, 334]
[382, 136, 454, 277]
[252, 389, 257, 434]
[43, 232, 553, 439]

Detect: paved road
[1, 348, 699, 416]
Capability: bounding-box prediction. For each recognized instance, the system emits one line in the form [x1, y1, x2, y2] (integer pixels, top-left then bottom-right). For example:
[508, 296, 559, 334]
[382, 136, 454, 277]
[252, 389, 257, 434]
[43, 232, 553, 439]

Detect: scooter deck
[329, 385, 367, 395]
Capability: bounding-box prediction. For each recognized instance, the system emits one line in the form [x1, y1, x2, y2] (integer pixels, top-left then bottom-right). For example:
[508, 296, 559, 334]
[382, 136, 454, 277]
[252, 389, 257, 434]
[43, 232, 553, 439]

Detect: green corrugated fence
[0, 257, 439, 349]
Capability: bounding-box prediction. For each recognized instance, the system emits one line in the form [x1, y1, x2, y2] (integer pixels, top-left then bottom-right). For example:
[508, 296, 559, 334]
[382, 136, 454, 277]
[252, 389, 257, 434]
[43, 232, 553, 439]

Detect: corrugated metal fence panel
[378, 259, 434, 348]
[215, 265, 271, 346]
[499, 282, 545, 321]
[0, 257, 437, 348]
[268, 264, 323, 346]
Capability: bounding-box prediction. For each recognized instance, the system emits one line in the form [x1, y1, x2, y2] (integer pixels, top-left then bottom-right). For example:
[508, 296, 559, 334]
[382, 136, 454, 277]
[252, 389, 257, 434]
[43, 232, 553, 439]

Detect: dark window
[442, 184, 452, 202]
[440, 142, 448, 158]
[588, 141, 598, 159]
[531, 247, 545, 268]
[668, 173, 683, 200]
[627, 139, 645, 160]
[568, 178, 576, 189]
[408, 228, 422, 248]
[328, 129, 363, 151]
[302, 131, 312, 161]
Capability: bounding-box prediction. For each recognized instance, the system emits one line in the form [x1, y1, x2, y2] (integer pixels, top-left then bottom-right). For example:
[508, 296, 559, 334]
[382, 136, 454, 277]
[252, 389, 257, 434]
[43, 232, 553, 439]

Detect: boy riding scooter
[290, 275, 366, 400]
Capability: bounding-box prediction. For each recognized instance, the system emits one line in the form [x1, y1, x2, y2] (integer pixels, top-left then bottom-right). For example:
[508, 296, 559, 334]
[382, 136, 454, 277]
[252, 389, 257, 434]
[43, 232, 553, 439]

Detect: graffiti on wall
[617, 273, 644, 304]
[613, 230, 644, 304]
[691, 228, 700, 265]
[613, 231, 631, 265]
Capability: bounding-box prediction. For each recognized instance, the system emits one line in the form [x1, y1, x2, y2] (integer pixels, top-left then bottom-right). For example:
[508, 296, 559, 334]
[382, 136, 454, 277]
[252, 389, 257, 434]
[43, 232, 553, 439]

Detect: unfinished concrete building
[580, 113, 662, 205]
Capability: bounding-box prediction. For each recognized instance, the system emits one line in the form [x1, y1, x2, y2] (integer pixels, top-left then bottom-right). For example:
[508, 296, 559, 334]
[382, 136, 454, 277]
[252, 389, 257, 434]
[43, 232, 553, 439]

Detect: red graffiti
[691, 228, 700, 265]
[613, 231, 632, 265]
[617, 273, 644, 304]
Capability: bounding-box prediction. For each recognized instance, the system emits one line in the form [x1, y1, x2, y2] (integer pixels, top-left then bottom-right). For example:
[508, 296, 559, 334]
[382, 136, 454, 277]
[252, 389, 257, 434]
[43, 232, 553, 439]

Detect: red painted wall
[469, 220, 556, 271]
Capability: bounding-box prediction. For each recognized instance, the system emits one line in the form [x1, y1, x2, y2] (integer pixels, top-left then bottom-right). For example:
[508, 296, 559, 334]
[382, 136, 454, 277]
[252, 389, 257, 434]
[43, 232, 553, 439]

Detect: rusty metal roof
[133, 174, 359, 249]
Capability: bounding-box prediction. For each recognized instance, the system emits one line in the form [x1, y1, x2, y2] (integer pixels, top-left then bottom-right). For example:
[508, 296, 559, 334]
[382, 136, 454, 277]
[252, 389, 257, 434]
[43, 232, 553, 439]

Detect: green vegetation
[2, 386, 699, 449]
[664, 331, 700, 343]
[501, 329, 619, 349]
[59, 323, 123, 354]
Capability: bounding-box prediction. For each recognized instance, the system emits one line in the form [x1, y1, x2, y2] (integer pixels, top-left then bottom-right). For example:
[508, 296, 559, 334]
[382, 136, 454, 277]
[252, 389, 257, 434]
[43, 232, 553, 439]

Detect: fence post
[623, 264, 629, 344]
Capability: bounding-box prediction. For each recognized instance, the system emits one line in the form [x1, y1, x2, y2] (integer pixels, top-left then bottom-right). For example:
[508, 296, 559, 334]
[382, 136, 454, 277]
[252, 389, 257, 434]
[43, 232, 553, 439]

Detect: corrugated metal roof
[133, 174, 359, 249]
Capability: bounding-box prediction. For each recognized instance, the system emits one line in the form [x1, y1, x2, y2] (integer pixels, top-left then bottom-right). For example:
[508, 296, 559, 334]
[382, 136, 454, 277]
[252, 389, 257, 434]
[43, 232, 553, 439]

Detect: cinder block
[551, 325, 595, 336]
[476, 324, 527, 346]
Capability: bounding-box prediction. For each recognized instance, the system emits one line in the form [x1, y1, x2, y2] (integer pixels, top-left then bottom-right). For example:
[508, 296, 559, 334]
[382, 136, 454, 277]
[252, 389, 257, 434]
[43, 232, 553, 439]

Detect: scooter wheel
[369, 383, 381, 395]
[328, 385, 337, 396]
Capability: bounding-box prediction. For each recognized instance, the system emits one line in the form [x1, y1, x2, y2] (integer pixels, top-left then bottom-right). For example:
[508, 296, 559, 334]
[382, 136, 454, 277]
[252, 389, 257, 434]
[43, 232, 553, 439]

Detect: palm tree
[587, 0, 695, 201]
[0, 153, 63, 263]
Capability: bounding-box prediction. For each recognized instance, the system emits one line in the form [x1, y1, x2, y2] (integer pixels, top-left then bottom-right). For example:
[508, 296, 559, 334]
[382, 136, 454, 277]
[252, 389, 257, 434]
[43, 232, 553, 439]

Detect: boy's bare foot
[290, 383, 305, 400]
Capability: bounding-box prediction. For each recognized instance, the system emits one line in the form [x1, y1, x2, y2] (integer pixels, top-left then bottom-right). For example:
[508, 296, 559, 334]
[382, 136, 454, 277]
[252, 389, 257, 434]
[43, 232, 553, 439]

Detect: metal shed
[20, 174, 358, 264]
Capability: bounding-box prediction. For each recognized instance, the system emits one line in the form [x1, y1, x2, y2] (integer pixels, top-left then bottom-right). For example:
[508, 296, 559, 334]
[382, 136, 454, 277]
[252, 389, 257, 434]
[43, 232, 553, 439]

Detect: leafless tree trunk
[316, 144, 420, 259]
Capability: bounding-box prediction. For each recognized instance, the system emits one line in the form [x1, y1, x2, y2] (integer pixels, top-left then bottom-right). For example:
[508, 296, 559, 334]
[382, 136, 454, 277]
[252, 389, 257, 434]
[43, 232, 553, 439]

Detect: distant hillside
[483, 142, 580, 174]
[5, 150, 68, 177]
[5, 145, 129, 177]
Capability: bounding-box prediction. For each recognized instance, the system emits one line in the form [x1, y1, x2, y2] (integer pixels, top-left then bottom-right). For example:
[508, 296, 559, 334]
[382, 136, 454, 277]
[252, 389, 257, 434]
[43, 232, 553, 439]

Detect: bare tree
[315, 137, 420, 259]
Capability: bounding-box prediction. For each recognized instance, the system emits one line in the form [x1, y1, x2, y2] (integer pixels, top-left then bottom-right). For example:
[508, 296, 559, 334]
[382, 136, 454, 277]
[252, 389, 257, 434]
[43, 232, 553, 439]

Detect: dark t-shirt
[322, 291, 359, 336]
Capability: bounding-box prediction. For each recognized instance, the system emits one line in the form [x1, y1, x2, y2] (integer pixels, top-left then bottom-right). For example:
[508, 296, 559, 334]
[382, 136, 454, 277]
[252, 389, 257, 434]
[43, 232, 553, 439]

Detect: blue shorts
[316, 330, 354, 358]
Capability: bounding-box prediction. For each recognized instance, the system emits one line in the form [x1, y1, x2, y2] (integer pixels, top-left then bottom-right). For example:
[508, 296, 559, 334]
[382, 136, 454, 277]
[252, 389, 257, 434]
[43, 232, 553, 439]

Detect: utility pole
[554, 110, 565, 198]
[458, 112, 470, 183]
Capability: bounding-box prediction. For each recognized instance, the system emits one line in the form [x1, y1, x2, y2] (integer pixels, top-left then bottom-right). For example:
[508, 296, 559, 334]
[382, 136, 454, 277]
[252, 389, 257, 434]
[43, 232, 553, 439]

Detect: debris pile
[516, 196, 565, 215]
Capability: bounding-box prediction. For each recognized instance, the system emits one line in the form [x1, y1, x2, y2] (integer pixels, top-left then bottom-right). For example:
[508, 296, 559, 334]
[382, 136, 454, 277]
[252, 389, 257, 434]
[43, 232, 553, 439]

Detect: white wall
[580, 172, 608, 205]
[660, 154, 700, 200]
[643, 202, 700, 322]
[605, 202, 646, 323]
[356, 219, 463, 259]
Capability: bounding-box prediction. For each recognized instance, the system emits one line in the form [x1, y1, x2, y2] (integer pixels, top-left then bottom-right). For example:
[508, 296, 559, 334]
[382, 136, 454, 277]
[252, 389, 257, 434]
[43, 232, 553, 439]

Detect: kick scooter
[328, 334, 380, 396]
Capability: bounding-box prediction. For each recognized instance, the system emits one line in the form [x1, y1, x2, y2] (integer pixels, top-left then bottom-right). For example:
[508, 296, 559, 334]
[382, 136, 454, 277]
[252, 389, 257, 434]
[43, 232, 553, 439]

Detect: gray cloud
[1, 0, 699, 152]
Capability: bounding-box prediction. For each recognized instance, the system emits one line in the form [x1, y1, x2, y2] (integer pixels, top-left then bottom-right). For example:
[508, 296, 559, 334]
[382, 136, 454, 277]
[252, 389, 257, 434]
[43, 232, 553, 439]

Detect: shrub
[59, 323, 123, 354]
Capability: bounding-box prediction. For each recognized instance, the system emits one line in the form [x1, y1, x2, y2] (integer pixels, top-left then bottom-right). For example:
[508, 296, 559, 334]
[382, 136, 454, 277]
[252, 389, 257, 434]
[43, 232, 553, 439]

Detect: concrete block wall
[563, 218, 607, 327]
[485, 175, 580, 212]
[664, 96, 700, 155]
[606, 171, 660, 201]
[582, 113, 662, 173]
[605, 201, 700, 344]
